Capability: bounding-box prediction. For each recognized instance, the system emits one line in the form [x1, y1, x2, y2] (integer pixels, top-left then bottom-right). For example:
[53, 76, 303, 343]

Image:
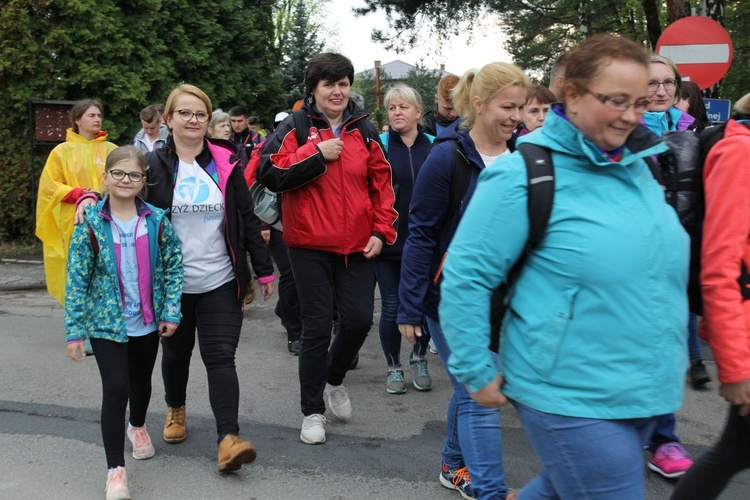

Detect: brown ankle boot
[163, 405, 186, 443]
[217, 434, 257, 473]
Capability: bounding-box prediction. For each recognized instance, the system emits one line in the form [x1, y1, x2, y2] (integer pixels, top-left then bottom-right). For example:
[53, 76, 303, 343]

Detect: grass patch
[0, 239, 42, 259]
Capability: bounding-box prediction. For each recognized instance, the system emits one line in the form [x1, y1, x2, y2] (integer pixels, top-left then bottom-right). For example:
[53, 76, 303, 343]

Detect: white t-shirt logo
[176, 177, 210, 204]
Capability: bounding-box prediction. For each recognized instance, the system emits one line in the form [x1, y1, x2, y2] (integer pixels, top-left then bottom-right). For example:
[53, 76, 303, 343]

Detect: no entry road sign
[656, 16, 733, 90]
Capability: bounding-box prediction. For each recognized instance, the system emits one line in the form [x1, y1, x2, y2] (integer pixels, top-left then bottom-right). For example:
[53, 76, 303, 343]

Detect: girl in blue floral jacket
[65, 145, 182, 500]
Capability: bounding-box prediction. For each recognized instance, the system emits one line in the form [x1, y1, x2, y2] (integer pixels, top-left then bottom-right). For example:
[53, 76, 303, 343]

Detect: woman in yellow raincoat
[35, 98, 117, 304]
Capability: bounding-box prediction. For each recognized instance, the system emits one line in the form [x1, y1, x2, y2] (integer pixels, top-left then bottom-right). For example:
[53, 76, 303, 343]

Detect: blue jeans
[687, 313, 701, 360]
[514, 401, 658, 500]
[375, 259, 429, 367]
[425, 315, 507, 500]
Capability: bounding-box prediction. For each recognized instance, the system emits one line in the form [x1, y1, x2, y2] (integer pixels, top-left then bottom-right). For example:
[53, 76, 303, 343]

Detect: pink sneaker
[105, 466, 130, 500]
[127, 424, 155, 460]
[648, 442, 693, 478]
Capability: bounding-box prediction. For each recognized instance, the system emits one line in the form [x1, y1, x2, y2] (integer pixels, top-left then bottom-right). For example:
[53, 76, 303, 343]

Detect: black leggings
[670, 404, 750, 499]
[91, 332, 160, 469]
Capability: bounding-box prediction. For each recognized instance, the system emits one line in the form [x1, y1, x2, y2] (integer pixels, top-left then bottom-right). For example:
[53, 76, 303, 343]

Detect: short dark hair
[70, 98, 103, 133]
[550, 52, 570, 80]
[229, 106, 248, 118]
[139, 104, 160, 123]
[304, 52, 355, 98]
[680, 81, 709, 128]
[527, 85, 557, 106]
[248, 115, 260, 126]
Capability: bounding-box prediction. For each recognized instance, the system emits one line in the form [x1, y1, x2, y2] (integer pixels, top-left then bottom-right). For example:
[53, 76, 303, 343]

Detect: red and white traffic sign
[656, 16, 733, 90]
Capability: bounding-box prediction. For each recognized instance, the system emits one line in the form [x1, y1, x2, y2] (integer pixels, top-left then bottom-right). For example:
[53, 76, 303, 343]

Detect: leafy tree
[721, 0, 749, 102]
[279, 0, 325, 107]
[352, 68, 391, 113]
[402, 64, 442, 115]
[355, 0, 743, 95]
[0, 0, 284, 241]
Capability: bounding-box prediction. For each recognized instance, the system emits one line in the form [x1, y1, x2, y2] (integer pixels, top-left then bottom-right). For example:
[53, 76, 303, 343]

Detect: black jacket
[145, 137, 273, 301]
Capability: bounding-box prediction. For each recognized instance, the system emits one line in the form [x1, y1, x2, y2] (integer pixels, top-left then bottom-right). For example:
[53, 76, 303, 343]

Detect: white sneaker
[300, 414, 326, 444]
[324, 383, 352, 421]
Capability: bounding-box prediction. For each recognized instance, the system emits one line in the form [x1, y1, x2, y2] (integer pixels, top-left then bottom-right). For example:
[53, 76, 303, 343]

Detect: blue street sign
[704, 98, 732, 123]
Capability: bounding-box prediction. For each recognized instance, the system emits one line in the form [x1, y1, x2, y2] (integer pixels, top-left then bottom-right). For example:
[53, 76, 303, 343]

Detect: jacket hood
[66, 128, 109, 143]
[519, 105, 668, 167]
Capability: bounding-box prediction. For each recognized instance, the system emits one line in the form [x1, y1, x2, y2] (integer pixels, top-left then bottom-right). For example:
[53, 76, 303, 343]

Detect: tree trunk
[642, 0, 662, 49]
[703, 0, 727, 98]
[667, 0, 691, 23]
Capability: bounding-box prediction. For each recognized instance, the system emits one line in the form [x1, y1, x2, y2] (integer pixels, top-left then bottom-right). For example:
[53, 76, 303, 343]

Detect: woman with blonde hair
[398, 62, 530, 499]
[377, 83, 435, 394]
[79, 83, 275, 473]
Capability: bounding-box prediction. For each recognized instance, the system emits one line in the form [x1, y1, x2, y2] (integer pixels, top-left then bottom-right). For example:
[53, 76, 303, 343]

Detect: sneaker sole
[386, 386, 407, 394]
[412, 380, 432, 391]
[647, 461, 688, 478]
[300, 433, 326, 445]
[439, 474, 458, 491]
[132, 449, 155, 460]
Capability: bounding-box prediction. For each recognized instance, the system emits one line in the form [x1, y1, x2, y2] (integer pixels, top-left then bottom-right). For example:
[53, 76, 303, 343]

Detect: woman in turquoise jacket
[440, 34, 689, 499]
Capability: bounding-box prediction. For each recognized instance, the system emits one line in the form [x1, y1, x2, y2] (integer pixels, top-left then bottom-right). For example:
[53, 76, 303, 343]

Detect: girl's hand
[158, 322, 177, 338]
[67, 341, 87, 362]
[719, 380, 750, 415]
[74, 197, 96, 224]
[260, 282, 273, 301]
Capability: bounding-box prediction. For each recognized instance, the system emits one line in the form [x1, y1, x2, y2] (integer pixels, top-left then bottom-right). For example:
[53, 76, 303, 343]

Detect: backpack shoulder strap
[445, 139, 472, 222]
[517, 143, 555, 250]
[293, 110, 310, 147]
[353, 117, 380, 150]
[699, 122, 728, 166]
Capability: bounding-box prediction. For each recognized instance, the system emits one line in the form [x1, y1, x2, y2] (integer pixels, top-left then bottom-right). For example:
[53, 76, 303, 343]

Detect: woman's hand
[398, 324, 422, 344]
[158, 322, 177, 338]
[67, 341, 87, 362]
[719, 380, 750, 416]
[470, 374, 508, 408]
[261, 229, 271, 245]
[317, 139, 345, 161]
[74, 197, 96, 224]
[363, 236, 383, 259]
[260, 282, 273, 301]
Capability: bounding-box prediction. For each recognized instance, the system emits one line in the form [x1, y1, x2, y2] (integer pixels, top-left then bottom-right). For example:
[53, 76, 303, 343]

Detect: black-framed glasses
[107, 170, 145, 182]
[173, 109, 210, 123]
[647, 79, 677, 92]
[586, 90, 651, 113]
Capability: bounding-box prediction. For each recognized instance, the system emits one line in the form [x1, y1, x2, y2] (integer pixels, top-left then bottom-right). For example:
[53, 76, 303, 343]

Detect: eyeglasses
[173, 109, 210, 123]
[647, 79, 677, 92]
[107, 170, 145, 182]
[586, 90, 651, 113]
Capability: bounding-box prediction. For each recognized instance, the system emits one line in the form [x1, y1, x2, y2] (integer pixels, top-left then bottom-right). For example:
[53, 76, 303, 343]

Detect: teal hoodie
[439, 108, 689, 419]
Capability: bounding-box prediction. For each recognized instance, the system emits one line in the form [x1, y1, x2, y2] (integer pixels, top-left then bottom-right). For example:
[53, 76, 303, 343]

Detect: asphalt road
[0, 279, 748, 499]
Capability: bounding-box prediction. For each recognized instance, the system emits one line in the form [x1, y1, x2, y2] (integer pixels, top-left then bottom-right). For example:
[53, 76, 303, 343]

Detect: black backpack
[439, 139, 555, 351]
[654, 121, 750, 315]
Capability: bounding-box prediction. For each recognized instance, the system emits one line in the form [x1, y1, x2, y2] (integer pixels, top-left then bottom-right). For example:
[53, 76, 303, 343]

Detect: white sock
[107, 466, 124, 477]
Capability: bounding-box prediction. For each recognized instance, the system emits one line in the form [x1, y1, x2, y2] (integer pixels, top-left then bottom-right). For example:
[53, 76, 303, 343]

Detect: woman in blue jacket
[377, 83, 435, 395]
[398, 62, 530, 500]
[440, 34, 689, 499]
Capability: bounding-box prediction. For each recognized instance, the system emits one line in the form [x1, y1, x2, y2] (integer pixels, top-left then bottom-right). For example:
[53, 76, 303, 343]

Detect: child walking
[65, 146, 183, 500]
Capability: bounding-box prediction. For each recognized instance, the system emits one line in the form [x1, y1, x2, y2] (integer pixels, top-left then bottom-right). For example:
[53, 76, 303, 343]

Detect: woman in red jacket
[258, 53, 397, 445]
[671, 93, 750, 499]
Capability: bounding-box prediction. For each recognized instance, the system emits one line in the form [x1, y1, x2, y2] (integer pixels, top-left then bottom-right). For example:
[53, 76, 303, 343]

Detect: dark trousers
[269, 229, 301, 342]
[161, 281, 243, 442]
[671, 404, 750, 499]
[91, 332, 159, 469]
[374, 258, 429, 366]
[288, 248, 375, 416]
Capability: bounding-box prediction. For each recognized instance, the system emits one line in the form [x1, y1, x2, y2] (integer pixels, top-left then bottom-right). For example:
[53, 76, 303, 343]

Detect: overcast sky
[320, 0, 512, 75]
